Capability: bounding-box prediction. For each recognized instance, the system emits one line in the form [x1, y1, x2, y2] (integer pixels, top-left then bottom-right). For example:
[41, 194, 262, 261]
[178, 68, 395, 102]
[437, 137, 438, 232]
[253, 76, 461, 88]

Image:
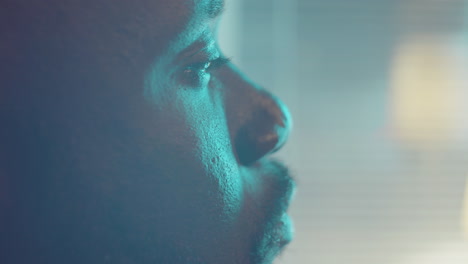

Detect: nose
[220, 64, 292, 166]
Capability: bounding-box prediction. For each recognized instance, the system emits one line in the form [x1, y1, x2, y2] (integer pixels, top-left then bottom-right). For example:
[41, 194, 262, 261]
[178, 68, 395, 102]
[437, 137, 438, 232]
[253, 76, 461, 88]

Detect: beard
[241, 159, 296, 264]
[1, 148, 294, 264]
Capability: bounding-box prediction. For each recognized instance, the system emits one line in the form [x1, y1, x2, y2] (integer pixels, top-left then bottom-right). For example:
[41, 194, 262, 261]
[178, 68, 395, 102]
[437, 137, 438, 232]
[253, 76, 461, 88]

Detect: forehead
[95, 0, 225, 48]
[155, 0, 225, 54]
[2, 0, 227, 74]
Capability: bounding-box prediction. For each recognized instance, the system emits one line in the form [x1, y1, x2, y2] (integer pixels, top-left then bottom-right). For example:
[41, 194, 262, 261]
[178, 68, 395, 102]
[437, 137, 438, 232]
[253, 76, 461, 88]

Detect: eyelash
[182, 56, 231, 86]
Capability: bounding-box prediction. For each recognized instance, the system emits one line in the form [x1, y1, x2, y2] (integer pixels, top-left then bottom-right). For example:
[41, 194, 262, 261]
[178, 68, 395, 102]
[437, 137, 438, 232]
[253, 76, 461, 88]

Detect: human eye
[181, 56, 231, 88]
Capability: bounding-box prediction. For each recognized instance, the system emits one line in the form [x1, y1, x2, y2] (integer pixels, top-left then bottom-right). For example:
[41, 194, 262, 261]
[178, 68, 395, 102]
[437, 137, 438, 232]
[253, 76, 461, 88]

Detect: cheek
[191, 106, 243, 220]
[162, 89, 243, 218]
[119, 87, 244, 235]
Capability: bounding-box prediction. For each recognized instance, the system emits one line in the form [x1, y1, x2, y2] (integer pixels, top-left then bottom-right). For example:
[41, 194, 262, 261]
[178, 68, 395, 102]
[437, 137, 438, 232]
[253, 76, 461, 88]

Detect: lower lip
[277, 213, 294, 247]
[263, 213, 294, 262]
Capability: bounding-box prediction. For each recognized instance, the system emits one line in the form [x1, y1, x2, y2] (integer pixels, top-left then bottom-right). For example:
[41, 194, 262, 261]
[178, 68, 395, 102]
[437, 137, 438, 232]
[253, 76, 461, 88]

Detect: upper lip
[271, 159, 295, 211]
[256, 157, 296, 223]
[245, 158, 295, 262]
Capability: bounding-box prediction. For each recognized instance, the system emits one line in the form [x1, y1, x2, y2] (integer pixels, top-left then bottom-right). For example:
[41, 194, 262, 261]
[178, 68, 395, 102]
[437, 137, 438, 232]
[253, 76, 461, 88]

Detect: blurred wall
[218, 1, 468, 264]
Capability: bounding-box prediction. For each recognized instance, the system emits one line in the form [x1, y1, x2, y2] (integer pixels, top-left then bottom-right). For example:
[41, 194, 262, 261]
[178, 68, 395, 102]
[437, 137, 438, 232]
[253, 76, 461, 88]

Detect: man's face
[3, 0, 294, 263]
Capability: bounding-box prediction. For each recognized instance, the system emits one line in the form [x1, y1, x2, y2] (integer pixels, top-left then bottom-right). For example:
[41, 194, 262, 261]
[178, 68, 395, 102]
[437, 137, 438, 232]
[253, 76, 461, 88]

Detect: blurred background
[218, 0, 468, 263]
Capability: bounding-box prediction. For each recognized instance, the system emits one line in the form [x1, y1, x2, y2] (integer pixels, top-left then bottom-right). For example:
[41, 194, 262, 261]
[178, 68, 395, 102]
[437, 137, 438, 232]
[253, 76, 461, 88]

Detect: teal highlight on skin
[143, 29, 221, 102]
[143, 25, 244, 222]
[190, 84, 244, 220]
[141, 0, 255, 228]
[143, 0, 223, 101]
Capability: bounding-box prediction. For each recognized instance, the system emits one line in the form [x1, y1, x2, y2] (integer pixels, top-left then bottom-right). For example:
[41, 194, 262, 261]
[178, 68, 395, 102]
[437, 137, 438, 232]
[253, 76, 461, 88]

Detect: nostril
[234, 109, 290, 166]
[228, 82, 292, 166]
[235, 127, 280, 166]
[269, 123, 290, 154]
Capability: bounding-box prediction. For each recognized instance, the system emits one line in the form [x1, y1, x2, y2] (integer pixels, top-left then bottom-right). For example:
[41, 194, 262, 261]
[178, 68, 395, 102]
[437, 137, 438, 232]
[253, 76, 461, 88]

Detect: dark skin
[0, 0, 294, 263]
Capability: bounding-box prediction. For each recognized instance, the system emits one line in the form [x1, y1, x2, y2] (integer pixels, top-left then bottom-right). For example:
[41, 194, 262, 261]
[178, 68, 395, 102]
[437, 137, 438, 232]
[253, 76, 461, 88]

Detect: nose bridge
[221, 64, 292, 165]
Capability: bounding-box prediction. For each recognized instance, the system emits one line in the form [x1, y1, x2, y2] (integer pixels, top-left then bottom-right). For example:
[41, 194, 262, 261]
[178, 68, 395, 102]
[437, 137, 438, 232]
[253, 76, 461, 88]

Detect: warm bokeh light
[390, 35, 468, 145]
[217, 1, 468, 263]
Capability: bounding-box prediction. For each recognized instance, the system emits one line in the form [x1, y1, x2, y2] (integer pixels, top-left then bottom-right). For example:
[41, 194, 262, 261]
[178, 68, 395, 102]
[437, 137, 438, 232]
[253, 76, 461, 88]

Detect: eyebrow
[206, 0, 225, 19]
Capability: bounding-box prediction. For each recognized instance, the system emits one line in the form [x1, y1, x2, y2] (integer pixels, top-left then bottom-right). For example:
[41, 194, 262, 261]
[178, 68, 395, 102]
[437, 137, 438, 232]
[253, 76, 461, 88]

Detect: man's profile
[0, 0, 295, 263]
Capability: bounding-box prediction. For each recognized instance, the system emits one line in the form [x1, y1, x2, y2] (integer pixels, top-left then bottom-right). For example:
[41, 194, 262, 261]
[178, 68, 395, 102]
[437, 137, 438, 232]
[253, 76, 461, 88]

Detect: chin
[238, 162, 295, 264]
[248, 213, 294, 264]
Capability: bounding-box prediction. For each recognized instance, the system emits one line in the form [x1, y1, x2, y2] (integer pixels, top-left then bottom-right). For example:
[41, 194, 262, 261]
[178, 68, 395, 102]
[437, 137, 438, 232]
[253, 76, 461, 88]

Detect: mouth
[277, 213, 294, 248]
[256, 212, 294, 264]
[248, 158, 296, 262]
[268, 212, 294, 257]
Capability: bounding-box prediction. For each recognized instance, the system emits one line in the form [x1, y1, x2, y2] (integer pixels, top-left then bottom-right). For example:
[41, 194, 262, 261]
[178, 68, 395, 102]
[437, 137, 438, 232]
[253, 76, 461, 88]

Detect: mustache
[247, 158, 296, 263]
[258, 158, 296, 216]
